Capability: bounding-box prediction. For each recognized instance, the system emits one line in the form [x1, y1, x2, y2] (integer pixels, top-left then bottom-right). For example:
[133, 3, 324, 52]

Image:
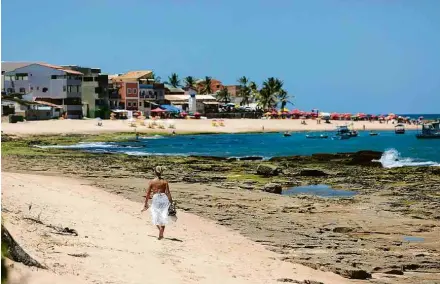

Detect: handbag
[168, 202, 177, 216]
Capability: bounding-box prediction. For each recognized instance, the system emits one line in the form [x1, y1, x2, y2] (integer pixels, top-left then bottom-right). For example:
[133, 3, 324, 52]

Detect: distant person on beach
[142, 166, 173, 240]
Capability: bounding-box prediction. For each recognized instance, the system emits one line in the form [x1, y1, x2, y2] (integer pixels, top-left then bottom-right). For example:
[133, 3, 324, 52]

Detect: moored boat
[336, 125, 358, 137]
[395, 123, 405, 134]
[416, 121, 440, 139]
[369, 131, 379, 136]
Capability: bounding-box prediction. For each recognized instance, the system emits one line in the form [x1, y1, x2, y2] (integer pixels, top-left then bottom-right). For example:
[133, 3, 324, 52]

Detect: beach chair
[219, 120, 225, 127]
[212, 120, 218, 127]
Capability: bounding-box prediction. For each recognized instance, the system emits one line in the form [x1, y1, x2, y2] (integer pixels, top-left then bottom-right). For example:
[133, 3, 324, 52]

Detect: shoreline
[1, 118, 420, 137]
[2, 135, 440, 283]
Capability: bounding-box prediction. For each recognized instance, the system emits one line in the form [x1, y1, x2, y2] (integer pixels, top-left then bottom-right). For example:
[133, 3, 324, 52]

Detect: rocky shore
[2, 133, 440, 283]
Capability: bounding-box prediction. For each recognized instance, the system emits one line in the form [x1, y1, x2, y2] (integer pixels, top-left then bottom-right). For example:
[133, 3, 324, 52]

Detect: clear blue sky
[2, 0, 440, 113]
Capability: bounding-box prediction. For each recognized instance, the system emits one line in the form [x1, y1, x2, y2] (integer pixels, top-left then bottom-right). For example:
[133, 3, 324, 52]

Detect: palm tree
[201, 76, 213, 94]
[184, 76, 196, 89]
[237, 76, 252, 106]
[258, 77, 283, 110]
[151, 72, 161, 83]
[216, 86, 231, 104]
[168, 73, 180, 88]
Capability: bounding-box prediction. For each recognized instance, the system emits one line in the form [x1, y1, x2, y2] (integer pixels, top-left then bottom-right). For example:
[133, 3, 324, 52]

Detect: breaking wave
[377, 148, 439, 168]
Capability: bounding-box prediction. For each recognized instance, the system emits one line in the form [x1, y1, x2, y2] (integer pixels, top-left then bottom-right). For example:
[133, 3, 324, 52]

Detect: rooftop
[114, 70, 153, 81]
[165, 94, 217, 101]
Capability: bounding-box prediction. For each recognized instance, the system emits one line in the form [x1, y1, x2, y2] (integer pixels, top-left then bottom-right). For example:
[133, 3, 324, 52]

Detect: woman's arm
[142, 182, 152, 211]
[165, 182, 173, 204]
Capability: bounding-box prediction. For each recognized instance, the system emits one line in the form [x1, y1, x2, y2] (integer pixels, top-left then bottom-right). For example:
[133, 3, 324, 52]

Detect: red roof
[37, 63, 83, 75]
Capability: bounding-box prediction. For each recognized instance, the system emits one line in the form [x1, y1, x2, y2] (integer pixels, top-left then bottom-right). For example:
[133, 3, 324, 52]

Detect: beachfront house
[61, 66, 109, 118]
[164, 92, 218, 114]
[139, 82, 165, 117]
[195, 78, 224, 94]
[3, 63, 83, 119]
[111, 70, 155, 111]
[1, 96, 62, 120]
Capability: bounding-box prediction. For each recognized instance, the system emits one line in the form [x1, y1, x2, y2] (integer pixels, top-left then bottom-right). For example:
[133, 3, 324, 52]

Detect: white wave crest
[377, 148, 439, 168]
[35, 142, 118, 149]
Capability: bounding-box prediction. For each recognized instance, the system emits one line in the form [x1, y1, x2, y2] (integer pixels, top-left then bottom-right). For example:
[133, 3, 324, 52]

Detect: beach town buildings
[61, 66, 109, 118]
[164, 92, 218, 113]
[1, 96, 63, 120]
[2, 63, 84, 118]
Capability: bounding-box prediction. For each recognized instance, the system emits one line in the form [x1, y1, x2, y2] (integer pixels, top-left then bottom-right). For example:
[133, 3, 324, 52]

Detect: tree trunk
[1, 224, 46, 269]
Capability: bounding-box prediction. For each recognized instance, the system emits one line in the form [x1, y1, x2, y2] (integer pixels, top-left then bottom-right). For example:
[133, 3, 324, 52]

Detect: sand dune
[1, 118, 417, 136]
[2, 172, 359, 284]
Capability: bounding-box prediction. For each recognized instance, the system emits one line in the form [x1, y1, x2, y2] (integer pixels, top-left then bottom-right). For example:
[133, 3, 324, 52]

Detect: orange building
[196, 78, 224, 94]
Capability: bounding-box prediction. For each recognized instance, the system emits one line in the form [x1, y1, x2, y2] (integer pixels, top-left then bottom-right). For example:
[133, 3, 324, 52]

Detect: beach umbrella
[271, 110, 278, 116]
[264, 112, 272, 116]
[151, 107, 166, 113]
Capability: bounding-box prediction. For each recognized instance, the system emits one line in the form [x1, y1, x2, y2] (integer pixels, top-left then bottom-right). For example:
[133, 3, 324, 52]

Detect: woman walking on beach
[142, 166, 173, 240]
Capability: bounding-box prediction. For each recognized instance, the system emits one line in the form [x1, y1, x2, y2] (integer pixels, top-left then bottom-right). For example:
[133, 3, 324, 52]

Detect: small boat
[369, 131, 379, 136]
[416, 121, 440, 139]
[306, 134, 328, 139]
[283, 132, 291, 137]
[395, 123, 405, 134]
[332, 133, 351, 140]
[336, 125, 358, 137]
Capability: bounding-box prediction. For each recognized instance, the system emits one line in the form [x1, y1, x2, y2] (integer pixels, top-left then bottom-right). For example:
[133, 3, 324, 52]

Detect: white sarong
[150, 193, 170, 226]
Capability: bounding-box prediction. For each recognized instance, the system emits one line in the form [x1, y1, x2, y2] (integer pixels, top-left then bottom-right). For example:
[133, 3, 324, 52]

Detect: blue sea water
[39, 130, 440, 168]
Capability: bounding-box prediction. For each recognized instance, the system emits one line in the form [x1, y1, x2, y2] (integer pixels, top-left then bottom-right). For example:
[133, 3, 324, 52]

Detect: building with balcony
[3, 63, 83, 118]
[62, 66, 109, 118]
[139, 83, 165, 116]
[111, 70, 154, 111]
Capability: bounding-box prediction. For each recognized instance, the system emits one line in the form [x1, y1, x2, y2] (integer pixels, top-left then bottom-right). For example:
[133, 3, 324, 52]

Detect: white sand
[1, 118, 417, 136]
[2, 172, 360, 284]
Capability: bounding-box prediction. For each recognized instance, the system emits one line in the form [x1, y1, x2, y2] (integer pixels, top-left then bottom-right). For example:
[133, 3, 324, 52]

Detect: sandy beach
[1, 172, 358, 284]
[1, 118, 418, 136]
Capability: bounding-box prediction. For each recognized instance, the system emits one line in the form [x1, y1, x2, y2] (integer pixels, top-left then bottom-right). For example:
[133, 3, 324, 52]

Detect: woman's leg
[159, 226, 165, 239]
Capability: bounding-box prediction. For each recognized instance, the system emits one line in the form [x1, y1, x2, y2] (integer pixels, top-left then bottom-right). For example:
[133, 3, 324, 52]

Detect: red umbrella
[271, 110, 278, 115]
[330, 113, 340, 119]
[151, 107, 166, 113]
[290, 109, 301, 115]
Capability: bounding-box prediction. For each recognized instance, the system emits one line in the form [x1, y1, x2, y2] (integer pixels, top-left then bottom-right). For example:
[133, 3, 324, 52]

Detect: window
[128, 102, 132, 107]
[15, 73, 28, 80]
[83, 77, 93, 82]
[42, 87, 48, 93]
[30, 87, 34, 90]
[7, 88, 13, 93]
[148, 91, 152, 96]
[37, 86, 40, 90]
[133, 88, 137, 94]
[95, 87, 102, 94]
[216, 85, 220, 88]
[127, 88, 132, 94]
[139, 101, 142, 107]
[133, 102, 137, 107]
[19, 88, 26, 93]
[63, 86, 67, 92]
[51, 75, 57, 79]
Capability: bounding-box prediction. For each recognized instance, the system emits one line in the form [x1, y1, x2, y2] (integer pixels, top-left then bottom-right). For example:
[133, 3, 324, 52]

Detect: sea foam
[377, 148, 439, 168]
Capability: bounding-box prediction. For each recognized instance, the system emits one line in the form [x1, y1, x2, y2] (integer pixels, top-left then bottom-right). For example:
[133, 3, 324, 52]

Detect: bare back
[149, 178, 168, 194]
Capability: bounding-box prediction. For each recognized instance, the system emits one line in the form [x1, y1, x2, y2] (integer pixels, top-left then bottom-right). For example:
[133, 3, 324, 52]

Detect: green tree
[151, 72, 161, 83]
[201, 76, 213, 94]
[216, 86, 231, 104]
[184, 76, 196, 89]
[168, 73, 181, 88]
[237, 76, 252, 106]
[257, 77, 282, 110]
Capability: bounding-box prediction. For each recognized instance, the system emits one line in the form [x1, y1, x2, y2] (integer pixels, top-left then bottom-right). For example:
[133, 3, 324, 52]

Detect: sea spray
[377, 148, 439, 168]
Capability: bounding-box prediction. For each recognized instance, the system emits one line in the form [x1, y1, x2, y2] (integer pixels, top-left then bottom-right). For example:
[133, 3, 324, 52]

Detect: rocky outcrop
[344, 150, 382, 166]
[299, 169, 328, 177]
[256, 164, 281, 177]
[239, 156, 263, 161]
[263, 183, 282, 194]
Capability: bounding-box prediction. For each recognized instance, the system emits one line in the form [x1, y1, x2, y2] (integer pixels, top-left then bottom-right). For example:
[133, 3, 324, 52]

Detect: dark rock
[299, 169, 328, 177]
[333, 227, 354, 233]
[263, 183, 282, 194]
[257, 164, 281, 177]
[345, 150, 383, 166]
[383, 269, 404, 275]
[338, 268, 371, 279]
[189, 155, 228, 161]
[239, 156, 263, 161]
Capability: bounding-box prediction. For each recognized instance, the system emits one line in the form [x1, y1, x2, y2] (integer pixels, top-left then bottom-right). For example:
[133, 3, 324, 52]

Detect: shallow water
[38, 130, 440, 168]
[282, 184, 357, 198]
[403, 236, 425, 242]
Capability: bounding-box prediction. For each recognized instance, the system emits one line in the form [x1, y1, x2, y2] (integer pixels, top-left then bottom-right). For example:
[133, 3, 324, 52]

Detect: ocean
[39, 130, 440, 168]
